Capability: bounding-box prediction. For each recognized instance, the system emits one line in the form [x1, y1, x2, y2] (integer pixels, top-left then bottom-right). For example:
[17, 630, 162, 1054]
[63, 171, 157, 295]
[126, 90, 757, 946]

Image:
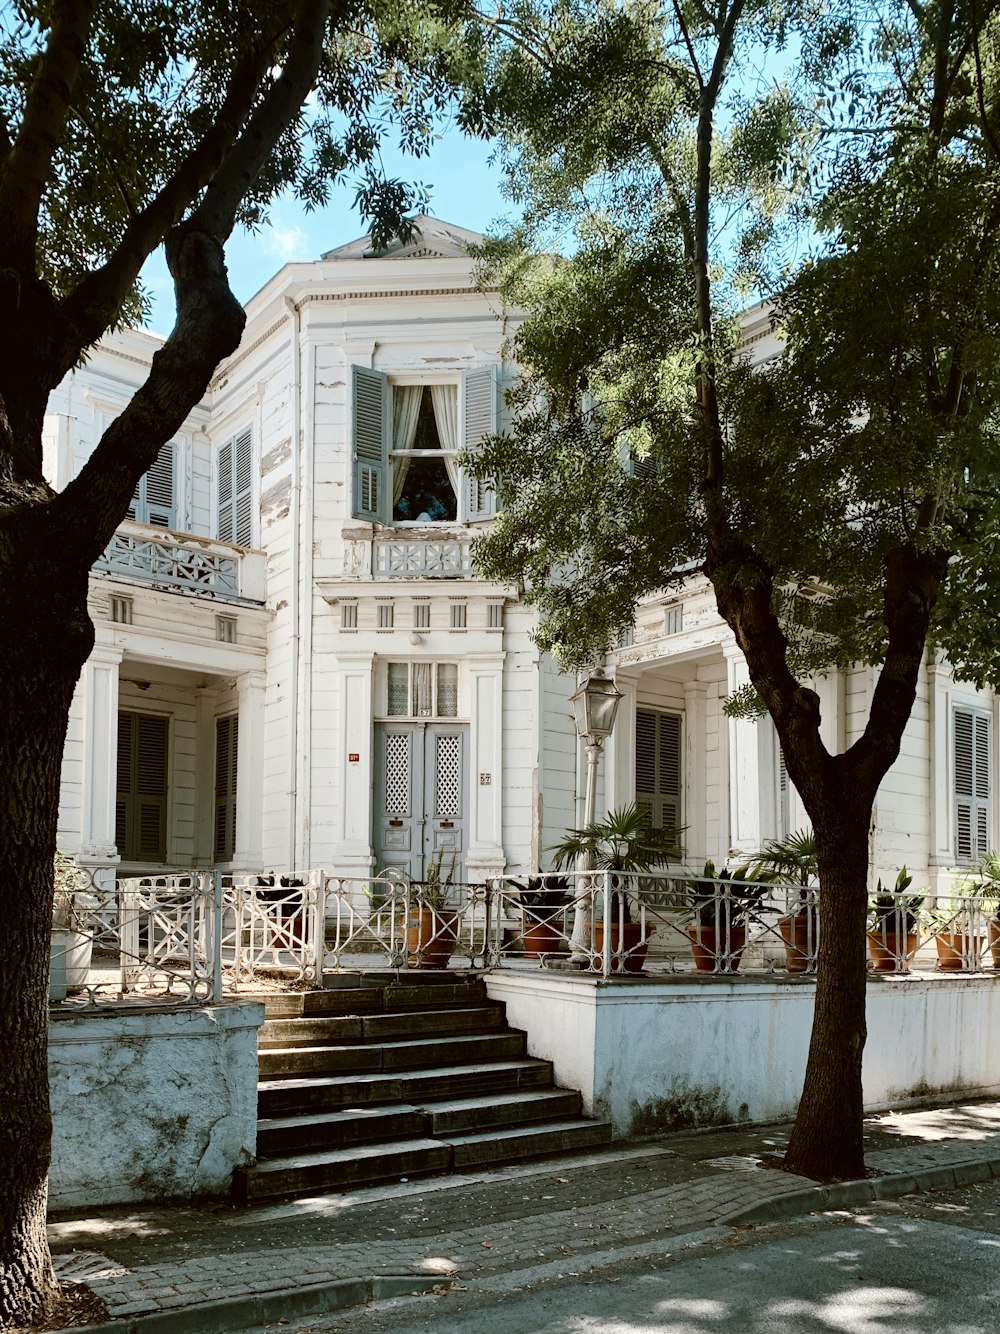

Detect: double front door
[373, 722, 467, 882]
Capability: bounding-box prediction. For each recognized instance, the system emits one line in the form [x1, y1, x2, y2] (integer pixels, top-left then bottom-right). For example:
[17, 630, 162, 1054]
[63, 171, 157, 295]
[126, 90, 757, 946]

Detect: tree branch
[0, 0, 97, 271]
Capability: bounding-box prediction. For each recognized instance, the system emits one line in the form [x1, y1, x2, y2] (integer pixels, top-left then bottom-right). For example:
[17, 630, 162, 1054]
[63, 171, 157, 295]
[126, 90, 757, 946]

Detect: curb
[59, 1273, 451, 1334]
[722, 1155, 1000, 1225]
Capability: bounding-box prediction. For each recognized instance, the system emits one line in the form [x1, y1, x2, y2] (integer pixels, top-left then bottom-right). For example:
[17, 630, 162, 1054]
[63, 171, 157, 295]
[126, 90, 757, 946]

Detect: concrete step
[257, 1089, 584, 1156]
[257, 1058, 557, 1117]
[259, 1005, 504, 1049]
[259, 1030, 527, 1080]
[262, 978, 489, 1020]
[236, 1118, 614, 1201]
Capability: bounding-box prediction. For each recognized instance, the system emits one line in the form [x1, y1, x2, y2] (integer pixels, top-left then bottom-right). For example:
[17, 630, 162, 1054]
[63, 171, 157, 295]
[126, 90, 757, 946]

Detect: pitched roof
[321, 215, 484, 261]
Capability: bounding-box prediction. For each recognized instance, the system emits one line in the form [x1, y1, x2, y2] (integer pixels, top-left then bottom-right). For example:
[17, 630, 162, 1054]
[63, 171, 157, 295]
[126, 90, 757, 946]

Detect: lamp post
[569, 670, 623, 959]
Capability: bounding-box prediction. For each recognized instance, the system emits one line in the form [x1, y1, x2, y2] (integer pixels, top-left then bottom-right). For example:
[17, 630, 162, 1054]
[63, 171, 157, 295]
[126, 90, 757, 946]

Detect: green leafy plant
[686, 860, 767, 930]
[51, 853, 96, 931]
[419, 849, 458, 910]
[747, 830, 818, 887]
[869, 868, 924, 933]
[511, 875, 570, 913]
[549, 804, 682, 925]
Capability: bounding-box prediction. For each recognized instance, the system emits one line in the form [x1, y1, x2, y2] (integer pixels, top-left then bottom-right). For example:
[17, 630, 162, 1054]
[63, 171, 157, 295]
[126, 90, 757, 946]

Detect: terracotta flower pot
[990, 918, 1000, 970]
[935, 930, 983, 972]
[406, 907, 457, 969]
[686, 922, 746, 974]
[778, 914, 815, 974]
[522, 916, 564, 958]
[867, 929, 919, 973]
[590, 921, 653, 973]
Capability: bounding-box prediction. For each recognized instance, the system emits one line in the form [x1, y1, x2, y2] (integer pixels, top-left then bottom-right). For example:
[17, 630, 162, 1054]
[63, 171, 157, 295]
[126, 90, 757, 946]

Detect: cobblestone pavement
[48, 1099, 1000, 1329]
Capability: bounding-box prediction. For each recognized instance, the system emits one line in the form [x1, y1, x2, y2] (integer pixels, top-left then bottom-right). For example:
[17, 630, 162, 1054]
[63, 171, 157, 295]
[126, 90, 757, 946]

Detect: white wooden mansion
[47, 216, 997, 897]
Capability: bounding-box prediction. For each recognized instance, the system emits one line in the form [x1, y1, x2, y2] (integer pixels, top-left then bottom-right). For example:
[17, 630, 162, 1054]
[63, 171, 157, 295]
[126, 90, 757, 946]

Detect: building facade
[48, 218, 997, 897]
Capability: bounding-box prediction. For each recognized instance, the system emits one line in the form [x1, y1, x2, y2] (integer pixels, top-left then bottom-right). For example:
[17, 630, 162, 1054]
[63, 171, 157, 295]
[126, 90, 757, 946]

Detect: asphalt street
[268, 1176, 1000, 1334]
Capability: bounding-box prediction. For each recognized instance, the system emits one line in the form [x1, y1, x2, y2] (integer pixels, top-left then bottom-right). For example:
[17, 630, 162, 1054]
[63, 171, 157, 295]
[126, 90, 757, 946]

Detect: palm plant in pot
[685, 861, 766, 974]
[747, 830, 818, 974]
[867, 868, 924, 973]
[510, 875, 570, 957]
[51, 852, 98, 999]
[974, 851, 1000, 969]
[549, 803, 682, 973]
[928, 873, 989, 972]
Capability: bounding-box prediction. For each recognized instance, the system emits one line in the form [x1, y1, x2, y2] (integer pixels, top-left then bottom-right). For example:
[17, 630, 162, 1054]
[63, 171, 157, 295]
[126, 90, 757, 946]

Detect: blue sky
[142, 129, 514, 334]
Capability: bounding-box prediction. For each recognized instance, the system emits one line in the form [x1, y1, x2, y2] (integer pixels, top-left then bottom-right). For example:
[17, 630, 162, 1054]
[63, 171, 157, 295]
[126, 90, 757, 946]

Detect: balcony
[95, 521, 266, 603]
[369, 536, 476, 579]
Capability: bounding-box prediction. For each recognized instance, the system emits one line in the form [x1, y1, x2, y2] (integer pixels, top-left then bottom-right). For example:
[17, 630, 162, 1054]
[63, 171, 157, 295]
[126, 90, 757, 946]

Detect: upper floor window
[217, 427, 254, 546]
[954, 705, 991, 861]
[127, 441, 176, 528]
[351, 367, 496, 526]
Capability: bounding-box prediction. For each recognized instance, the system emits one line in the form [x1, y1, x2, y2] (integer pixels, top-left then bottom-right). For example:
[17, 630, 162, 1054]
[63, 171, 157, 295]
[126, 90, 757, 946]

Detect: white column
[334, 652, 376, 876]
[466, 654, 506, 877]
[723, 643, 768, 859]
[683, 678, 709, 864]
[606, 672, 638, 815]
[233, 670, 266, 871]
[80, 642, 124, 862]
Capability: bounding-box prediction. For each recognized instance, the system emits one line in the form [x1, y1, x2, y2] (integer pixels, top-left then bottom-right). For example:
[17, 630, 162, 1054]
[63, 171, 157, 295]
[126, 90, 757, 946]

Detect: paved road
[273, 1176, 1000, 1334]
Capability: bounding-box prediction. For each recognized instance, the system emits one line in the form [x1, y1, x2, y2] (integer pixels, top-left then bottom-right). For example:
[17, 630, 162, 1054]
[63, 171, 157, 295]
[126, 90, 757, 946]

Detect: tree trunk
[0, 535, 94, 1328]
[783, 791, 871, 1180]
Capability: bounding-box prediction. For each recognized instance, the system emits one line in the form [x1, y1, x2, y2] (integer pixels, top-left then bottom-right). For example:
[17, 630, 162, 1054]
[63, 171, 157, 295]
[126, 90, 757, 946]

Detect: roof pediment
[321, 215, 483, 262]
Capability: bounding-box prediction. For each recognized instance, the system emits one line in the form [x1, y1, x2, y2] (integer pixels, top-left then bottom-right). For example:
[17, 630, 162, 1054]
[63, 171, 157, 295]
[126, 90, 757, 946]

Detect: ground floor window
[116, 710, 168, 862]
[954, 705, 991, 860]
[635, 707, 682, 832]
[215, 713, 238, 861]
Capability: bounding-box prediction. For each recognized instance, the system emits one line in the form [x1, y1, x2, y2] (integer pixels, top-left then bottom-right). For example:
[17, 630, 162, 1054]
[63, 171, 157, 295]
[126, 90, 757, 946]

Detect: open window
[127, 441, 176, 528]
[351, 367, 497, 524]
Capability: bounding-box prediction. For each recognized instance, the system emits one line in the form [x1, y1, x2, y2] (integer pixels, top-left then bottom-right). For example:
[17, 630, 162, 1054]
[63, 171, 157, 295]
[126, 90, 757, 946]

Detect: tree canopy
[462, 0, 1000, 1180]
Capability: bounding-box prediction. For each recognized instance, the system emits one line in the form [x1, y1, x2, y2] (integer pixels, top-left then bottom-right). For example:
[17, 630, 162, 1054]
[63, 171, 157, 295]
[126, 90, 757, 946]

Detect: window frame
[215, 425, 256, 547]
[953, 704, 991, 862]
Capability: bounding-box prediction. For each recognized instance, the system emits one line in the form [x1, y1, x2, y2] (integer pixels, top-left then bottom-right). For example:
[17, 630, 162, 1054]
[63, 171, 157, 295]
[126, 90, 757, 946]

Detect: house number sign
[348, 753, 360, 763]
[479, 773, 492, 785]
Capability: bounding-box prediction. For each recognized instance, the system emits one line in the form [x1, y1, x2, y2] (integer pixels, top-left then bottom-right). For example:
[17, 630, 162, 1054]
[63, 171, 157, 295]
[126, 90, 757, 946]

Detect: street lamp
[569, 670, 623, 958]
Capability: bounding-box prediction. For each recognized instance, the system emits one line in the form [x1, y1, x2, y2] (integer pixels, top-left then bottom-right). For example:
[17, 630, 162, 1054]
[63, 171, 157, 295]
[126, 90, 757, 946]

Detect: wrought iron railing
[47, 864, 1000, 1003]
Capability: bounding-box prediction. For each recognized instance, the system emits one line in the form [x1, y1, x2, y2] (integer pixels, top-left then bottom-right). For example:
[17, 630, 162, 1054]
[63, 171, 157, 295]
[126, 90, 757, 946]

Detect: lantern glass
[571, 673, 622, 742]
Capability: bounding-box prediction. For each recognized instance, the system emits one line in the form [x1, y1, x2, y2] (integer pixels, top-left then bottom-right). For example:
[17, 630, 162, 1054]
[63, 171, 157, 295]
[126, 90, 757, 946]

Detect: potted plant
[747, 830, 818, 974]
[685, 861, 765, 974]
[407, 850, 460, 969]
[549, 803, 682, 973]
[974, 852, 1000, 969]
[867, 868, 924, 973]
[928, 877, 987, 972]
[511, 875, 570, 957]
[51, 852, 97, 999]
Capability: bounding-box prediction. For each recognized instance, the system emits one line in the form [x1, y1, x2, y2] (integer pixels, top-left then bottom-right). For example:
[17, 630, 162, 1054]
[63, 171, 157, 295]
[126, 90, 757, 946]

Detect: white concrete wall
[48, 1002, 263, 1209]
[485, 973, 1000, 1137]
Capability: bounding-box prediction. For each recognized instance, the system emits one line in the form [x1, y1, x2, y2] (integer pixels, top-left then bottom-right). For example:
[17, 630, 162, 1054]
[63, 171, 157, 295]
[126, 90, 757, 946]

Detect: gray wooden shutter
[218, 428, 253, 544]
[214, 714, 239, 861]
[460, 365, 497, 521]
[635, 708, 682, 832]
[117, 711, 168, 862]
[352, 366, 389, 523]
[144, 442, 176, 527]
[955, 707, 991, 860]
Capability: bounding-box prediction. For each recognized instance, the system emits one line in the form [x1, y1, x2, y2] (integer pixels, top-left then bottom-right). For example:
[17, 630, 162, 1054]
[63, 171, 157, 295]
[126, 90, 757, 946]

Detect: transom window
[386, 662, 459, 718]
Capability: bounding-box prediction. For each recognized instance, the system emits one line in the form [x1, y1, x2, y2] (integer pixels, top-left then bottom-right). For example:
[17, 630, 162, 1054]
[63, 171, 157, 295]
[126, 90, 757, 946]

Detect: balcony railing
[369, 537, 476, 579]
[95, 521, 266, 602]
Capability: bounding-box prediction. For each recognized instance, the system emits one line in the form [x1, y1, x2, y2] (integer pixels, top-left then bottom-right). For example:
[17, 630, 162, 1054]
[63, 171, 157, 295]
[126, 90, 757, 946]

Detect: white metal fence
[47, 865, 1000, 1003]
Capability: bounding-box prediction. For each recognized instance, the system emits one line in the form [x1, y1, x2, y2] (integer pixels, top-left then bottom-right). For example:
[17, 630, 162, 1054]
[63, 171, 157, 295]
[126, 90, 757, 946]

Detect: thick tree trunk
[0, 533, 93, 1328]
[783, 791, 872, 1180]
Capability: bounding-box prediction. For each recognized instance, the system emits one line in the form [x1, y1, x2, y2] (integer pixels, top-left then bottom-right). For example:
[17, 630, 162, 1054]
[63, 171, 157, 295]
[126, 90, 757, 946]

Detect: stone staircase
[233, 973, 613, 1201]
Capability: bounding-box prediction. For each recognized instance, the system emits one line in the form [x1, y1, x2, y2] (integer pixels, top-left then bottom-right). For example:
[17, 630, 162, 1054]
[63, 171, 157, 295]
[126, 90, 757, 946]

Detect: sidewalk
[48, 1098, 1000, 1334]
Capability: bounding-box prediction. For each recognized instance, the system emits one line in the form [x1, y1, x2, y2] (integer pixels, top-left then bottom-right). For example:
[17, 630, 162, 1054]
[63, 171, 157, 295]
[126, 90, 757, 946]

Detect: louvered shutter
[635, 708, 682, 833]
[955, 707, 991, 860]
[116, 711, 168, 862]
[214, 714, 239, 861]
[144, 442, 175, 527]
[460, 366, 497, 521]
[217, 428, 254, 544]
[352, 366, 389, 522]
